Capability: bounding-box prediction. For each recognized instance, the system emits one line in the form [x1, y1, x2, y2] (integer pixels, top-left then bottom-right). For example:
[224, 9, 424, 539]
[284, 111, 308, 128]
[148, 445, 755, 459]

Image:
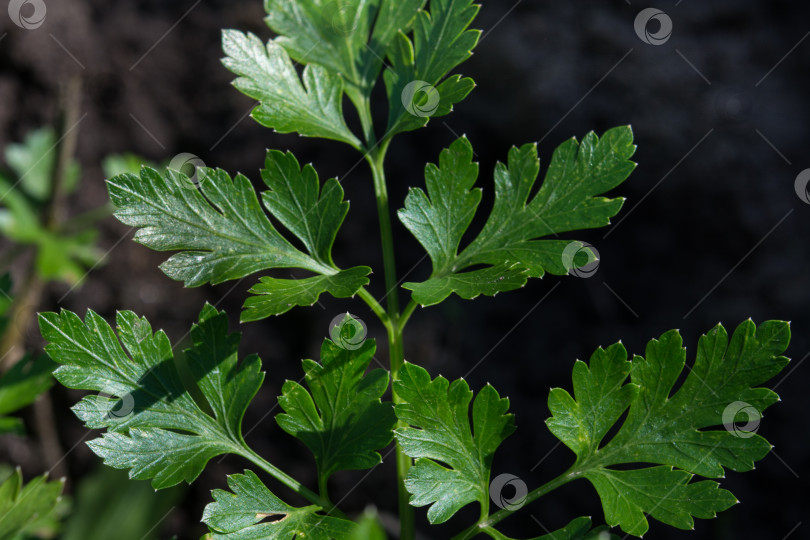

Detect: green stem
[363, 126, 415, 539]
[480, 528, 511, 540]
[356, 96, 376, 148]
[368, 150, 399, 317]
[357, 286, 390, 329]
[451, 468, 582, 540]
[317, 474, 332, 507]
[238, 445, 345, 518]
[398, 299, 419, 332]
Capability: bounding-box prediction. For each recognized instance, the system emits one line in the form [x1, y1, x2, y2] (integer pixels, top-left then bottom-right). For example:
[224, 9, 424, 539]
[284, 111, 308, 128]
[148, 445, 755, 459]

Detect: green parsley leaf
[276, 339, 395, 482]
[108, 153, 369, 314]
[108, 165, 314, 286]
[399, 128, 636, 306]
[263, 0, 378, 96]
[357, 0, 425, 96]
[0, 469, 63, 540]
[260, 149, 351, 266]
[586, 467, 735, 537]
[258, 1, 477, 139]
[202, 469, 356, 539]
[236, 149, 372, 319]
[384, 0, 480, 136]
[263, 0, 426, 107]
[393, 362, 515, 523]
[397, 135, 481, 272]
[222, 30, 362, 149]
[402, 263, 528, 305]
[546, 319, 790, 536]
[545, 342, 637, 460]
[39, 304, 263, 489]
[242, 268, 371, 321]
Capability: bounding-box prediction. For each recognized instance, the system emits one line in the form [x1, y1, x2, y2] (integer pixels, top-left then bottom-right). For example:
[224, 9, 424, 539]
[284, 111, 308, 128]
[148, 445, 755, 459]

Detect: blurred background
[1, 0, 808, 538]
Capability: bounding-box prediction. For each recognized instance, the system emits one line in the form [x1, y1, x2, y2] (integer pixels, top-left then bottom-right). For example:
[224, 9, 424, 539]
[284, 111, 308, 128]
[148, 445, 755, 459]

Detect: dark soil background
[1, 1, 809, 539]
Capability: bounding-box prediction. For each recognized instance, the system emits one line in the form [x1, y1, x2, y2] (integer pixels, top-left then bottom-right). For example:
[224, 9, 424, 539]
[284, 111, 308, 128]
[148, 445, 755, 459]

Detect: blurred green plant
[0, 120, 151, 370]
[0, 100, 153, 537]
[0, 468, 64, 540]
[60, 466, 180, 540]
[0, 127, 101, 285]
[0, 353, 53, 437]
[0, 275, 53, 435]
[0, 276, 63, 540]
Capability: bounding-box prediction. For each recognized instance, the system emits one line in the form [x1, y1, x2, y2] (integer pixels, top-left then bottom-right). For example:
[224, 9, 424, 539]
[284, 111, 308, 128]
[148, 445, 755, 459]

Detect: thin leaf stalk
[365, 131, 415, 539]
[237, 444, 345, 518]
[451, 467, 582, 540]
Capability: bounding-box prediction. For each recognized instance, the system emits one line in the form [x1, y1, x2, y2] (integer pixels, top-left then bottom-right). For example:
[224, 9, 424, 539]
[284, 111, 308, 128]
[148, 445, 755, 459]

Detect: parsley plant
[38, 1, 790, 538]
